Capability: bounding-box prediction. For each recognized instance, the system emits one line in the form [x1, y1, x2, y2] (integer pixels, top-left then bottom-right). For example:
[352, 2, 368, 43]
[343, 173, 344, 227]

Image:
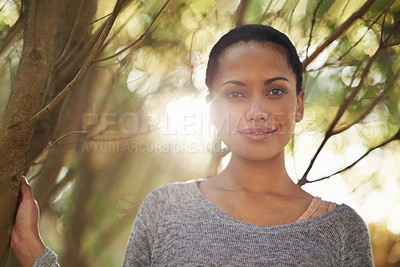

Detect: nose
[245, 99, 268, 121]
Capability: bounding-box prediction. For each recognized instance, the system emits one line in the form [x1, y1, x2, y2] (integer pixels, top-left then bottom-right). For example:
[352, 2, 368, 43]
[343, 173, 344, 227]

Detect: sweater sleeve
[123, 189, 162, 267]
[341, 206, 374, 266]
[32, 247, 60, 267]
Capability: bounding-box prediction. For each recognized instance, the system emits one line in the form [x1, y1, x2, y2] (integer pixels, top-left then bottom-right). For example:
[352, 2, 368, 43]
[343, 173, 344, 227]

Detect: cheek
[270, 109, 297, 137]
[211, 103, 243, 132]
[271, 101, 297, 123]
[212, 111, 245, 134]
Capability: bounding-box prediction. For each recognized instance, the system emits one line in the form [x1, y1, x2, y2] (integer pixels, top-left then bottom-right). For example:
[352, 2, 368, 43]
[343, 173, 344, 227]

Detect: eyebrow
[220, 76, 289, 86]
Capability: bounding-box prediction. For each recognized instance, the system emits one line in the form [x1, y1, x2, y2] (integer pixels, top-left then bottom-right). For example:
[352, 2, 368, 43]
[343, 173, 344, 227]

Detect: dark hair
[205, 24, 303, 94]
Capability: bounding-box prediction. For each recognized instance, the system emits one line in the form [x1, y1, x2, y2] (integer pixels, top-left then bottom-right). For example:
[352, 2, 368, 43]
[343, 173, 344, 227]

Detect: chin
[230, 147, 284, 162]
[223, 135, 291, 162]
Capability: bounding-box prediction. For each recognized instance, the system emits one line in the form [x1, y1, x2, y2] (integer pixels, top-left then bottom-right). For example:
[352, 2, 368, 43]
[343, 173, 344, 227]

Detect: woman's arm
[123, 211, 152, 266]
[11, 178, 59, 267]
[341, 206, 374, 266]
[123, 188, 164, 266]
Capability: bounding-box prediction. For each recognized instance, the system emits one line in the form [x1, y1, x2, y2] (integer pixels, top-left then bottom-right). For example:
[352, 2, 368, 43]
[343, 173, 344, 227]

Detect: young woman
[12, 24, 374, 266]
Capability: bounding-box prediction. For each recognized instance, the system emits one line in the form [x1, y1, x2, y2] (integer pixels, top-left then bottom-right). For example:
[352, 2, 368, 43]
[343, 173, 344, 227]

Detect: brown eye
[267, 88, 285, 96]
[226, 91, 245, 99]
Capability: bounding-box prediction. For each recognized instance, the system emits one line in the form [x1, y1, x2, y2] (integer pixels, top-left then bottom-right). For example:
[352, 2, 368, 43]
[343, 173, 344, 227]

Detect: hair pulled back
[205, 24, 303, 94]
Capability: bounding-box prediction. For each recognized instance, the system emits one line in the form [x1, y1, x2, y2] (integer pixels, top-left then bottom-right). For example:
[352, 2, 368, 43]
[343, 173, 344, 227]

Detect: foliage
[0, 0, 399, 266]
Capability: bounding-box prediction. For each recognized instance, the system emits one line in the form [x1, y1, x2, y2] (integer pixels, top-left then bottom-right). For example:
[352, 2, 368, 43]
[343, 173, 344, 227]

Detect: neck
[218, 151, 298, 195]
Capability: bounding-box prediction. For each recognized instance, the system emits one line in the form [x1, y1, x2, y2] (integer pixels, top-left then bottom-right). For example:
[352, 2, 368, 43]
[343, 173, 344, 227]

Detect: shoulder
[331, 204, 372, 250]
[145, 179, 199, 200]
[333, 205, 374, 265]
[333, 204, 369, 230]
[301, 204, 370, 240]
[140, 179, 201, 211]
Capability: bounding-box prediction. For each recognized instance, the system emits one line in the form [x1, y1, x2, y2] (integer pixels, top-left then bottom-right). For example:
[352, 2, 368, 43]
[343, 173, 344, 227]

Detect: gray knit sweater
[123, 179, 374, 266]
[34, 179, 374, 266]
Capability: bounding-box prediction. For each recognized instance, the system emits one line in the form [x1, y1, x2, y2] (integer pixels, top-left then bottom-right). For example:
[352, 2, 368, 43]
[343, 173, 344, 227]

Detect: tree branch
[258, 0, 275, 23]
[306, 0, 323, 59]
[304, 128, 400, 184]
[93, 2, 144, 53]
[298, 44, 384, 185]
[385, 40, 400, 47]
[382, 21, 400, 48]
[19, 131, 88, 175]
[0, 16, 22, 59]
[235, 0, 250, 27]
[302, 0, 377, 70]
[92, 0, 170, 62]
[54, 0, 85, 66]
[334, 9, 384, 62]
[298, 20, 399, 185]
[332, 70, 399, 135]
[29, 0, 125, 124]
[287, 0, 301, 30]
[57, 13, 112, 34]
[380, 0, 395, 44]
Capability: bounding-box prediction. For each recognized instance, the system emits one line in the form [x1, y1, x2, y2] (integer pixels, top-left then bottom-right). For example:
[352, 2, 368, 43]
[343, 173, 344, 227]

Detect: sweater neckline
[186, 178, 345, 233]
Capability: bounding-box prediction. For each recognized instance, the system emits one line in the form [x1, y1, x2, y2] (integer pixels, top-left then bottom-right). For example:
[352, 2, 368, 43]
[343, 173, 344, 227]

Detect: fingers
[20, 177, 34, 203]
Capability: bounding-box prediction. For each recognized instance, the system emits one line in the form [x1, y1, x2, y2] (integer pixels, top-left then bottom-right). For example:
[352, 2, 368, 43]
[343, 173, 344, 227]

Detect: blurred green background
[1, 0, 399, 266]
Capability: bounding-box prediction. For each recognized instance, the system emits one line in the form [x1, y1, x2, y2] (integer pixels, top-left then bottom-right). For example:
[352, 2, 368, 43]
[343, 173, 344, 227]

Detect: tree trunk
[27, 0, 97, 210]
[25, 0, 97, 170]
[0, 0, 60, 264]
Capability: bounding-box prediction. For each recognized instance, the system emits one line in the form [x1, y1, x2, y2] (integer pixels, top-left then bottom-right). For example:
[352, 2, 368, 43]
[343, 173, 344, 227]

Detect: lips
[237, 127, 276, 142]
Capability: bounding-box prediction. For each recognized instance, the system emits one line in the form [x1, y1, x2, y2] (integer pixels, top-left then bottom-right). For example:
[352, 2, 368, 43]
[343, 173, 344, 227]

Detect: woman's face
[208, 42, 304, 161]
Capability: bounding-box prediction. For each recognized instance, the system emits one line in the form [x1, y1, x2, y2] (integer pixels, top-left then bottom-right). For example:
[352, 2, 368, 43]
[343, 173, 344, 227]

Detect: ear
[295, 90, 305, 122]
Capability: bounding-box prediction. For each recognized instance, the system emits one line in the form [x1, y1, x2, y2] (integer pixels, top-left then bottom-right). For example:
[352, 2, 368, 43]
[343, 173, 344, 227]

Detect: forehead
[219, 42, 287, 64]
[222, 41, 286, 56]
[215, 42, 294, 79]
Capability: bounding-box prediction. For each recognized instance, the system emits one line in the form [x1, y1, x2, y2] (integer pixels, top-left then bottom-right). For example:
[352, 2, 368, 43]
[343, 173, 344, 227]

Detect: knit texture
[123, 179, 374, 266]
[33, 247, 59, 267]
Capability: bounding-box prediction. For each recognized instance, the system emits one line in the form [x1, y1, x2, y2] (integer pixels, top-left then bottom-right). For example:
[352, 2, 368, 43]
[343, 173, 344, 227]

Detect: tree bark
[0, 0, 60, 264]
[26, 0, 97, 210]
[25, 0, 97, 167]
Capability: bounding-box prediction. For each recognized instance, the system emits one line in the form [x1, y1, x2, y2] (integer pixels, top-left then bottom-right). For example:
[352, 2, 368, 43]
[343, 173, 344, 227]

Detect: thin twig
[96, 71, 120, 115]
[0, 16, 23, 59]
[334, 9, 384, 62]
[338, 0, 351, 25]
[332, 70, 399, 135]
[351, 172, 375, 194]
[258, 0, 274, 23]
[101, 2, 144, 51]
[0, 2, 6, 13]
[54, 0, 84, 66]
[92, 0, 170, 62]
[382, 21, 400, 47]
[385, 40, 400, 47]
[29, 0, 124, 125]
[302, 0, 377, 70]
[305, 128, 400, 184]
[380, 0, 395, 44]
[298, 44, 384, 185]
[20, 130, 88, 174]
[89, 129, 159, 142]
[306, 0, 323, 59]
[287, 0, 300, 30]
[57, 13, 112, 34]
[235, 0, 250, 27]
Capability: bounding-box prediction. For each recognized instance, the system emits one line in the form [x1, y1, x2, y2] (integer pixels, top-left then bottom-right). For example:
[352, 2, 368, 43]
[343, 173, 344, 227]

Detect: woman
[12, 24, 374, 266]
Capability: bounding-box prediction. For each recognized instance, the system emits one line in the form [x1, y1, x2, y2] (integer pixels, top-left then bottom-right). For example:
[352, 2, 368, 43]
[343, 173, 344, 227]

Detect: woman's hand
[11, 177, 46, 267]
